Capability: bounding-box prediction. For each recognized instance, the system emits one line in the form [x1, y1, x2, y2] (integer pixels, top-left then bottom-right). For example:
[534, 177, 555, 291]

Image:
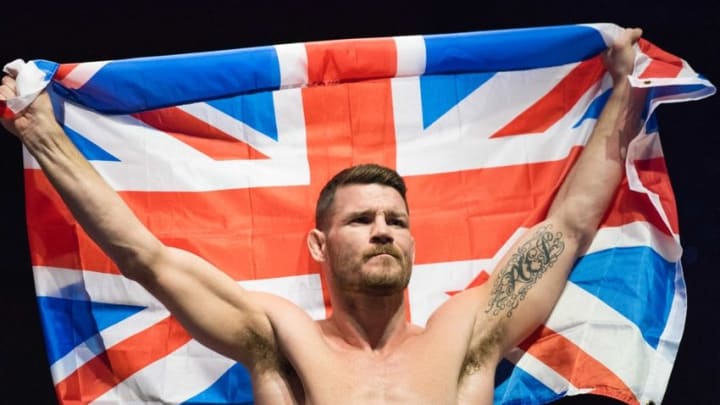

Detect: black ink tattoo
[485, 226, 565, 318]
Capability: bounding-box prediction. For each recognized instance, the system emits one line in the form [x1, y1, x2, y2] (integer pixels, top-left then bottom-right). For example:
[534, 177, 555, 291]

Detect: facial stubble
[328, 243, 412, 295]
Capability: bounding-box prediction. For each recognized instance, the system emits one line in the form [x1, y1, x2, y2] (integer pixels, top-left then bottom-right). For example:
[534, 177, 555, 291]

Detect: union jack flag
[10, 23, 715, 404]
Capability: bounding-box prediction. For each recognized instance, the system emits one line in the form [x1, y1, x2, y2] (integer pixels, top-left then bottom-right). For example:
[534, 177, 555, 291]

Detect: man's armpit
[460, 325, 503, 380]
[240, 327, 285, 372]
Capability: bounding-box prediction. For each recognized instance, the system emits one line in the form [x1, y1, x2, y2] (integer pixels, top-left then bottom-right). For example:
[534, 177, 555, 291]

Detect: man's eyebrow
[386, 210, 409, 218]
[343, 209, 408, 218]
[343, 209, 374, 219]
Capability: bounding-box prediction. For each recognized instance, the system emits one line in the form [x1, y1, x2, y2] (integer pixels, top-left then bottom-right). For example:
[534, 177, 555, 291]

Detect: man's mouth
[363, 248, 401, 262]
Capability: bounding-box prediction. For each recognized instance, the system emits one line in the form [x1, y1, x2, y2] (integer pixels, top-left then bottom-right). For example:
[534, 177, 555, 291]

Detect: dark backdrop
[1, 1, 717, 404]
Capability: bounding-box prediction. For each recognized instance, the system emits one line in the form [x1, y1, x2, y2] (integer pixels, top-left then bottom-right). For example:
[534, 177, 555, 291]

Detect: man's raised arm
[0, 75, 286, 369]
[458, 28, 648, 362]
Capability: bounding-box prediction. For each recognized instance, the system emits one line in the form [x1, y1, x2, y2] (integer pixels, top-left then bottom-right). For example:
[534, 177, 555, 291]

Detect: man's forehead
[333, 184, 408, 213]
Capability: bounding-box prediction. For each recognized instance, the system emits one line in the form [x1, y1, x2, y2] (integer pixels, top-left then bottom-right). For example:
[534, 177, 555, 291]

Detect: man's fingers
[0, 76, 18, 101]
[1, 75, 17, 91]
[0, 86, 13, 101]
[617, 28, 642, 48]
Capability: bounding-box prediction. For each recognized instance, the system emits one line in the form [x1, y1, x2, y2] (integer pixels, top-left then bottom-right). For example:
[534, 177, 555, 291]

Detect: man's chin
[359, 266, 411, 294]
[357, 281, 408, 296]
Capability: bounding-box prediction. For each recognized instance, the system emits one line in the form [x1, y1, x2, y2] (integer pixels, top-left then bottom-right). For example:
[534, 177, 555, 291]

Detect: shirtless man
[1, 28, 645, 404]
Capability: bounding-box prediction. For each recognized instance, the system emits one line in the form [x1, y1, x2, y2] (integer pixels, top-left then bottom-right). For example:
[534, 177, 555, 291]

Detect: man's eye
[389, 219, 408, 227]
[351, 216, 371, 224]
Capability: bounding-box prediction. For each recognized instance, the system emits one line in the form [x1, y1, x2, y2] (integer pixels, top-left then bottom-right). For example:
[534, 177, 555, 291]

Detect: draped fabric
[11, 23, 714, 404]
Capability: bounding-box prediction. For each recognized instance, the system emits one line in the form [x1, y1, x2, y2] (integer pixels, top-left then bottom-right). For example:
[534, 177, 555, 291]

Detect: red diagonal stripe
[636, 156, 678, 233]
[491, 57, 605, 138]
[55, 316, 191, 404]
[519, 326, 640, 405]
[638, 39, 683, 79]
[133, 107, 269, 160]
[54, 63, 79, 81]
[601, 157, 676, 236]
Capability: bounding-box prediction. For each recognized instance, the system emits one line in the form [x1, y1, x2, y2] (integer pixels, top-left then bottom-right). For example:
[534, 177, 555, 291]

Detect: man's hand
[603, 28, 642, 83]
[0, 75, 64, 146]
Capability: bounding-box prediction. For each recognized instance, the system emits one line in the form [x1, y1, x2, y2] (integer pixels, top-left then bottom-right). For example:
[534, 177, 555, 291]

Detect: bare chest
[253, 343, 494, 405]
[312, 349, 455, 403]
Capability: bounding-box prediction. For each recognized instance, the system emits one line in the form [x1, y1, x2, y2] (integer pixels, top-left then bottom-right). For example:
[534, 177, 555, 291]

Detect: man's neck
[325, 291, 413, 351]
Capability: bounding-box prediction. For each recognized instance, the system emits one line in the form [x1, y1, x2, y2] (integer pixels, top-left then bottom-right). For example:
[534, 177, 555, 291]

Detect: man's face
[323, 184, 415, 295]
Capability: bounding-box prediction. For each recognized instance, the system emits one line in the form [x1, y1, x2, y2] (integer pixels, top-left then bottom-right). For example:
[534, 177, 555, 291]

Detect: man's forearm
[548, 78, 647, 248]
[26, 124, 164, 277]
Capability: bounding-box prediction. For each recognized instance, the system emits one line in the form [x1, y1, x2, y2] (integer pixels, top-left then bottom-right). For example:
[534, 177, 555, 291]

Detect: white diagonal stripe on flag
[24, 89, 311, 191]
[56, 61, 109, 89]
[50, 308, 170, 383]
[91, 339, 237, 405]
[392, 66, 607, 176]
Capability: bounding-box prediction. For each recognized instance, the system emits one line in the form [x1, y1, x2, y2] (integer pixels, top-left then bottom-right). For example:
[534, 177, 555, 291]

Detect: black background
[1, 1, 717, 404]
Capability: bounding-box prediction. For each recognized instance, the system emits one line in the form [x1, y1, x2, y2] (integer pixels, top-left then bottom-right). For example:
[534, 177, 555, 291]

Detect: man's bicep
[143, 247, 282, 367]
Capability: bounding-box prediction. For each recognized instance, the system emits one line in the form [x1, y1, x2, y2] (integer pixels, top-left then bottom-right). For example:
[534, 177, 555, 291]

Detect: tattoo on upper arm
[485, 226, 565, 318]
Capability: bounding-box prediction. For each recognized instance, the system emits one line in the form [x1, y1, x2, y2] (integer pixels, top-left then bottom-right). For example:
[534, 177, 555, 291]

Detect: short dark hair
[315, 164, 408, 230]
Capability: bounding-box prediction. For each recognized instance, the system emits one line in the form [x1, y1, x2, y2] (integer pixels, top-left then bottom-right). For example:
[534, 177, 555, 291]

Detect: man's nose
[370, 217, 393, 244]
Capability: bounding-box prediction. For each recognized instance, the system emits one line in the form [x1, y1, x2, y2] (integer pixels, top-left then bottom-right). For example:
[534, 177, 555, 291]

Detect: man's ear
[307, 229, 327, 262]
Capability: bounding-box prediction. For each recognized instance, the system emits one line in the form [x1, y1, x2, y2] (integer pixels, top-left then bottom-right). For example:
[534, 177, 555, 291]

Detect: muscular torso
[248, 293, 498, 405]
